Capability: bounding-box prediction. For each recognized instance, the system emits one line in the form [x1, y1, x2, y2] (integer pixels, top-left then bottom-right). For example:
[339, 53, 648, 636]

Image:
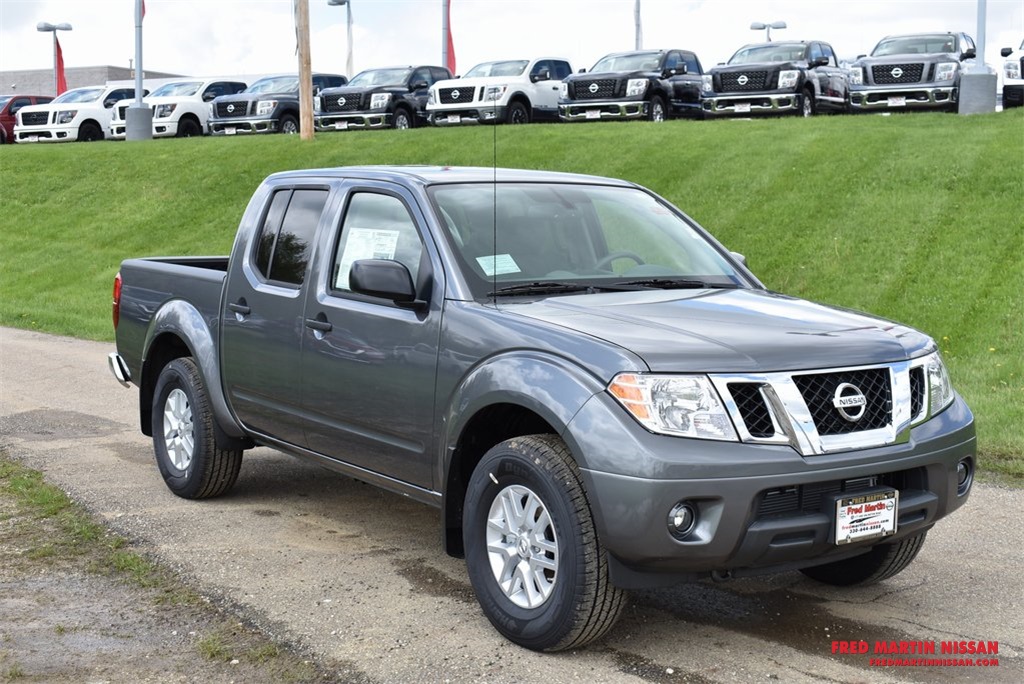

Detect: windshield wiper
[615, 278, 741, 290]
[488, 281, 596, 297]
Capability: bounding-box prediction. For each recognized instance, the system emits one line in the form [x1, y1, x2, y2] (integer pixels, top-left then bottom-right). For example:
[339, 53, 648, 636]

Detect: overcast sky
[1, 0, 1021, 82]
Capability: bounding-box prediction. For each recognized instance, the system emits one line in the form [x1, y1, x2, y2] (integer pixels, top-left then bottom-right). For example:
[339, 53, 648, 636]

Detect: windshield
[245, 76, 299, 94]
[464, 61, 528, 78]
[0, 96, 11, 108]
[150, 81, 202, 97]
[348, 68, 412, 87]
[52, 88, 104, 104]
[591, 52, 662, 72]
[729, 44, 806, 65]
[872, 35, 958, 56]
[428, 183, 745, 298]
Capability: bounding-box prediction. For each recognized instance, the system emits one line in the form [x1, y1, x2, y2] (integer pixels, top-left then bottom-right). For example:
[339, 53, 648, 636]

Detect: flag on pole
[142, 0, 146, 20]
[55, 35, 67, 95]
[446, 1, 456, 75]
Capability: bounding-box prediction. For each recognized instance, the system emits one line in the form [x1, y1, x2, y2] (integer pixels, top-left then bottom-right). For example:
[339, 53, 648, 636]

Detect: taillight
[112, 272, 122, 329]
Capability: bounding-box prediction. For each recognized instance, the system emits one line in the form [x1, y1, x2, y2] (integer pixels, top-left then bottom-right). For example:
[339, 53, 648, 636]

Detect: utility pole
[635, 0, 642, 50]
[295, 0, 314, 139]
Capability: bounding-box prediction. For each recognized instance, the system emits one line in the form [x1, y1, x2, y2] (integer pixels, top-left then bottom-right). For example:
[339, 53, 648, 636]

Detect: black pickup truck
[559, 49, 704, 122]
[702, 41, 850, 117]
[208, 73, 347, 135]
[314, 65, 451, 131]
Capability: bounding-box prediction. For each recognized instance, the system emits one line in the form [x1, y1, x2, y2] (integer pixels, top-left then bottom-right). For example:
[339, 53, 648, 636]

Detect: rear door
[221, 182, 331, 446]
[300, 181, 444, 489]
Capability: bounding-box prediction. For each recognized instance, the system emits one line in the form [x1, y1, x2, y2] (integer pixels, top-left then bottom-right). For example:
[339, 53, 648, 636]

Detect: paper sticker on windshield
[335, 228, 400, 289]
[476, 254, 521, 276]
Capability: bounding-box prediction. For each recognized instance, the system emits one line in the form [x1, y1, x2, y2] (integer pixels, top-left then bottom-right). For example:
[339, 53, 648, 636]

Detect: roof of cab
[263, 166, 637, 187]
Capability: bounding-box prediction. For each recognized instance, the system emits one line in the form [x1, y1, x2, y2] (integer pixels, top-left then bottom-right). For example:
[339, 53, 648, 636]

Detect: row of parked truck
[5, 32, 1022, 144]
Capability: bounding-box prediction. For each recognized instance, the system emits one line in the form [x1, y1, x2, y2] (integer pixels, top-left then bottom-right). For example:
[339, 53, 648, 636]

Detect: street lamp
[327, 0, 353, 78]
[751, 21, 786, 42]
[36, 21, 72, 96]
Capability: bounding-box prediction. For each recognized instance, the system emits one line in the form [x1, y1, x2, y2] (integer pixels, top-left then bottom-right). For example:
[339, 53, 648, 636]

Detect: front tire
[151, 358, 242, 499]
[800, 532, 927, 586]
[77, 122, 103, 142]
[177, 118, 202, 137]
[506, 101, 530, 124]
[648, 94, 666, 122]
[279, 114, 299, 134]
[801, 88, 816, 117]
[463, 435, 626, 651]
[393, 108, 414, 129]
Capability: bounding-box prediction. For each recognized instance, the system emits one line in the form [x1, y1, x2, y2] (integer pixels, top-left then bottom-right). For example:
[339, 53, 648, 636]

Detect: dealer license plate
[26, 135, 39, 143]
[446, 114, 461, 124]
[734, 103, 751, 113]
[334, 121, 348, 130]
[887, 96, 906, 107]
[585, 109, 601, 119]
[835, 490, 898, 545]
[225, 127, 236, 135]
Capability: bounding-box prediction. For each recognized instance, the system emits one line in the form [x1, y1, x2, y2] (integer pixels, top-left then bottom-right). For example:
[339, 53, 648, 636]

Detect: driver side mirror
[578, 68, 587, 74]
[530, 68, 551, 83]
[809, 56, 829, 68]
[1002, 47, 1014, 58]
[663, 65, 688, 78]
[203, 92, 217, 102]
[410, 80, 429, 91]
[961, 48, 976, 61]
[730, 251, 748, 268]
[104, 99, 118, 108]
[350, 259, 424, 308]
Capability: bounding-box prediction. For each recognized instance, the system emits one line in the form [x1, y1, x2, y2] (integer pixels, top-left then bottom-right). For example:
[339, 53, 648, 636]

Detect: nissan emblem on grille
[452, 89, 460, 100]
[891, 67, 904, 79]
[738, 75, 749, 86]
[226, 104, 235, 113]
[833, 383, 868, 422]
[337, 97, 346, 107]
[589, 83, 599, 94]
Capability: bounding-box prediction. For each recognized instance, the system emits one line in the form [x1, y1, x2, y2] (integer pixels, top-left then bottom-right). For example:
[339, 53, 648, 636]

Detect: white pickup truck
[426, 57, 572, 125]
[13, 85, 144, 143]
[109, 78, 248, 139]
[1001, 40, 1024, 108]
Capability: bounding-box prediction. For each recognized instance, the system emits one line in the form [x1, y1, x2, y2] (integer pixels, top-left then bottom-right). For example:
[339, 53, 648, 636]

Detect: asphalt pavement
[1, 327, 1020, 683]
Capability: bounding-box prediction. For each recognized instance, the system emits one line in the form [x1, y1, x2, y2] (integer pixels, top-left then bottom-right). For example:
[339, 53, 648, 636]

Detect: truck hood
[711, 61, 806, 74]
[213, 92, 296, 104]
[565, 70, 659, 82]
[505, 288, 933, 373]
[433, 76, 522, 89]
[854, 52, 954, 66]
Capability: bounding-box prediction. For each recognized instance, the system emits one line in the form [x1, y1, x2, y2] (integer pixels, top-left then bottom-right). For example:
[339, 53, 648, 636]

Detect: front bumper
[559, 100, 648, 121]
[850, 85, 957, 111]
[1003, 84, 1024, 108]
[13, 124, 78, 143]
[701, 92, 801, 116]
[564, 392, 975, 588]
[427, 106, 506, 126]
[314, 112, 392, 131]
[109, 120, 180, 140]
[209, 116, 278, 135]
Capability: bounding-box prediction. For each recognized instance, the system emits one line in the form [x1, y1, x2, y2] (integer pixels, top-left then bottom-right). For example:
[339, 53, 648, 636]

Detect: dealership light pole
[126, 0, 152, 140]
[634, 0, 642, 50]
[36, 22, 72, 96]
[751, 21, 786, 42]
[327, 0, 354, 78]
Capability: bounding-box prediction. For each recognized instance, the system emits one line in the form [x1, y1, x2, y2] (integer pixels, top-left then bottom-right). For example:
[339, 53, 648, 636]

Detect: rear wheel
[77, 121, 103, 142]
[279, 114, 299, 134]
[177, 118, 202, 137]
[648, 95, 666, 122]
[463, 435, 627, 651]
[151, 358, 242, 499]
[507, 101, 530, 124]
[800, 532, 927, 586]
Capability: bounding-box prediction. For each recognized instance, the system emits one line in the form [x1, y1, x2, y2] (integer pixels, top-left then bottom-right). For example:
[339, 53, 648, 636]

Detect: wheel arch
[178, 112, 202, 130]
[78, 119, 104, 139]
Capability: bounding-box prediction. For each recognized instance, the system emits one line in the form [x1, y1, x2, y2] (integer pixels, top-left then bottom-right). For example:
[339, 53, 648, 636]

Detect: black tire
[151, 358, 242, 499]
[463, 435, 627, 651]
[648, 94, 666, 122]
[506, 101, 530, 125]
[800, 532, 927, 586]
[177, 117, 202, 137]
[77, 121, 103, 142]
[801, 88, 816, 117]
[393, 108, 414, 129]
[279, 113, 299, 134]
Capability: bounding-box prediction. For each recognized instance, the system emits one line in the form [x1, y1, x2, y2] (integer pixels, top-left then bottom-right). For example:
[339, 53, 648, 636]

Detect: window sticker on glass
[335, 228, 400, 289]
[476, 254, 522, 276]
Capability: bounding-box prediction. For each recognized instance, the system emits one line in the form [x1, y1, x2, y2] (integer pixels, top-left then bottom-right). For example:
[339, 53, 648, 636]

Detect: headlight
[313, 96, 322, 112]
[483, 85, 507, 101]
[370, 93, 391, 109]
[848, 67, 864, 85]
[701, 74, 713, 92]
[57, 110, 77, 124]
[256, 100, 277, 116]
[935, 62, 958, 82]
[208, 103, 214, 118]
[608, 373, 738, 441]
[1004, 60, 1020, 80]
[924, 352, 955, 417]
[559, 82, 568, 99]
[626, 78, 648, 97]
[155, 104, 176, 118]
[427, 89, 436, 105]
[778, 70, 800, 89]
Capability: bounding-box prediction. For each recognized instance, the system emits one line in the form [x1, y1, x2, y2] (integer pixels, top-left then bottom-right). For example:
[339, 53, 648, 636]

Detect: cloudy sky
[1, 0, 1021, 81]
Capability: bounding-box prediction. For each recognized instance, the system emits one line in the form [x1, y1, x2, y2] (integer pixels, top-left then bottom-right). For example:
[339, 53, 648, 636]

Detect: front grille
[216, 101, 249, 117]
[719, 71, 769, 92]
[323, 94, 363, 112]
[909, 366, 925, 420]
[755, 468, 925, 519]
[793, 368, 891, 435]
[729, 383, 775, 438]
[439, 87, 475, 105]
[20, 111, 49, 126]
[872, 63, 924, 84]
[572, 79, 617, 99]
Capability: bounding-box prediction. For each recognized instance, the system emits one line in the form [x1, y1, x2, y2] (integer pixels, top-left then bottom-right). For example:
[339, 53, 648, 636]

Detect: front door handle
[305, 318, 333, 333]
[228, 302, 250, 315]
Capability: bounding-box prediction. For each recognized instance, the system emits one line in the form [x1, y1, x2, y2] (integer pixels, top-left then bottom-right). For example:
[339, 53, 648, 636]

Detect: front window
[591, 52, 662, 73]
[464, 61, 529, 78]
[729, 44, 807, 65]
[348, 68, 413, 87]
[245, 76, 299, 94]
[150, 81, 202, 97]
[872, 35, 958, 56]
[52, 88, 103, 104]
[428, 183, 746, 298]
[0, 96, 12, 109]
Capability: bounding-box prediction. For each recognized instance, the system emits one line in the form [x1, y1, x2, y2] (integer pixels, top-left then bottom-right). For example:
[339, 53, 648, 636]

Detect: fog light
[667, 502, 696, 540]
[956, 458, 973, 496]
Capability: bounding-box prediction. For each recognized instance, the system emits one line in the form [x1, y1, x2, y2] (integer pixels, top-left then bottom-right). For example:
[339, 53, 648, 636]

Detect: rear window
[254, 188, 329, 286]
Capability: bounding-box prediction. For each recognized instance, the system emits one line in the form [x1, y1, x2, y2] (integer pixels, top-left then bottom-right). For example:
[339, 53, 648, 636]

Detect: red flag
[142, 0, 146, 20]
[55, 35, 67, 95]
[445, 0, 456, 75]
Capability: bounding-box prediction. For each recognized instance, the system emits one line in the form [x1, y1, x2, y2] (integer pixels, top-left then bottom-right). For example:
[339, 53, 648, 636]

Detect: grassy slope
[1, 111, 1021, 476]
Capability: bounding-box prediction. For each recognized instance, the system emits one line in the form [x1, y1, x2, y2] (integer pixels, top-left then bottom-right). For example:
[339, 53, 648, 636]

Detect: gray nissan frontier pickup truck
[108, 166, 975, 651]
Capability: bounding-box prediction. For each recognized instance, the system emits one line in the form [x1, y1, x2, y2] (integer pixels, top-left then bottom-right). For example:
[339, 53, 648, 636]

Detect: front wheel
[177, 118, 202, 137]
[801, 89, 816, 117]
[506, 101, 530, 124]
[463, 435, 627, 651]
[151, 358, 242, 499]
[77, 122, 103, 142]
[800, 532, 927, 586]
[393, 108, 414, 129]
[648, 95, 666, 122]
[279, 114, 299, 134]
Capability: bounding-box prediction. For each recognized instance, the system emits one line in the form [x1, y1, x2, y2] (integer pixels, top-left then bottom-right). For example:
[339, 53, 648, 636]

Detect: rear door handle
[228, 302, 250, 315]
[305, 318, 333, 333]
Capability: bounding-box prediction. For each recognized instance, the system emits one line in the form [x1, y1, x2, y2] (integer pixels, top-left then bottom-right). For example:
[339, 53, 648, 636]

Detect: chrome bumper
[701, 93, 800, 115]
[209, 116, 278, 134]
[850, 85, 956, 110]
[314, 112, 391, 131]
[559, 100, 648, 121]
[108, 352, 132, 387]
